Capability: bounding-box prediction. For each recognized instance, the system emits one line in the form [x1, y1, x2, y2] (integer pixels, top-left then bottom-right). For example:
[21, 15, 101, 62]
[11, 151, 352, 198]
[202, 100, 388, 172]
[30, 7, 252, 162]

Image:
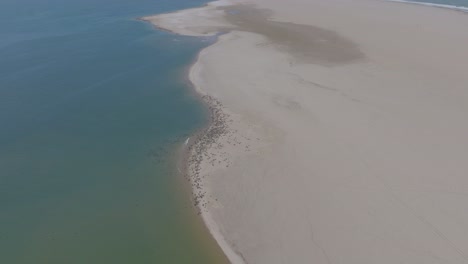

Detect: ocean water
[0, 0, 227, 263]
[390, 0, 468, 10]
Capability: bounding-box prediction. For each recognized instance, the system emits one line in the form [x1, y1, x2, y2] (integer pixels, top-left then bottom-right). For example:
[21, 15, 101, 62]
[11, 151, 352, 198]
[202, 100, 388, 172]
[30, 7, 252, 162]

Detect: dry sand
[144, 0, 468, 263]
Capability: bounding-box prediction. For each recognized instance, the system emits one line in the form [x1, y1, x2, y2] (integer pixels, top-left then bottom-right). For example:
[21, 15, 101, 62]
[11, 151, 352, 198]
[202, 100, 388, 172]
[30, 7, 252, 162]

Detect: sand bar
[144, 0, 468, 263]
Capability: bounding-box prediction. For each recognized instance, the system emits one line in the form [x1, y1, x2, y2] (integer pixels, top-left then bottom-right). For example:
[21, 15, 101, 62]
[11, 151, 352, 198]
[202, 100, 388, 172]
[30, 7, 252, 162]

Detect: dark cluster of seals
[186, 95, 231, 214]
[183, 94, 257, 215]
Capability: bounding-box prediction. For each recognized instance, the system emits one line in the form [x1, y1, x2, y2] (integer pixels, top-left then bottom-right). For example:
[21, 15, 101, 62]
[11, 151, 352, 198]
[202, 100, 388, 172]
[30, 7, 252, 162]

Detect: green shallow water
[0, 0, 226, 263]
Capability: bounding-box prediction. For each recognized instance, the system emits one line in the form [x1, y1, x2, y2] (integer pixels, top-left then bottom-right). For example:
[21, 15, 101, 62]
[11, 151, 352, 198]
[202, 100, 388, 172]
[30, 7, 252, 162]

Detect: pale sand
[146, 0, 468, 263]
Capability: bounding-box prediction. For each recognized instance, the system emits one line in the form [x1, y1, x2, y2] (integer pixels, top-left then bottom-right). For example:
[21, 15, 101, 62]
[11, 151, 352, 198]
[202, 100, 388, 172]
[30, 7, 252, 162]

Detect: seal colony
[143, 1, 468, 263]
[186, 96, 229, 211]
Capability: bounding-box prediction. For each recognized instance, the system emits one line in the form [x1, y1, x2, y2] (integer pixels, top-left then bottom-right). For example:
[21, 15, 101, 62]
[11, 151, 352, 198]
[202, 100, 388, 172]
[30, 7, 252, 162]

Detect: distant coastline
[387, 0, 468, 12]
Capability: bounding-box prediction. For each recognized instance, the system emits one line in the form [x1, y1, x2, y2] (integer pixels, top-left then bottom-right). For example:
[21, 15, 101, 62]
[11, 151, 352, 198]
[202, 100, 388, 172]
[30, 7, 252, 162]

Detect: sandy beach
[143, 0, 468, 263]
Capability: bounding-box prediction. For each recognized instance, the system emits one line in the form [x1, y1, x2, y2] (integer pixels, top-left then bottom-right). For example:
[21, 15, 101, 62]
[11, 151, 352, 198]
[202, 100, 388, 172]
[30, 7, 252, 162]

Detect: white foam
[388, 0, 468, 12]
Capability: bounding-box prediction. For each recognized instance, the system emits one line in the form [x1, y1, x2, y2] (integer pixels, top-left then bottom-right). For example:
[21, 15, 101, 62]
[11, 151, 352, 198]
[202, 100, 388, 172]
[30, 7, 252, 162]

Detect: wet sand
[144, 0, 468, 263]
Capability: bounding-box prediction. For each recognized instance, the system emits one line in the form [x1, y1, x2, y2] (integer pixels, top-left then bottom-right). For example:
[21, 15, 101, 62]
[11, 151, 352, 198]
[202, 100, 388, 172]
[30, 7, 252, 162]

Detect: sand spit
[141, 0, 235, 37]
[146, 0, 468, 263]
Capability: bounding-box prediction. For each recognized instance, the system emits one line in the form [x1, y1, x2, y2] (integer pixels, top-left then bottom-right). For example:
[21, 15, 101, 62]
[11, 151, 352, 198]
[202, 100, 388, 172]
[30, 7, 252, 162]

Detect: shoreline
[182, 86, 247, 264]
[177, 95, 246, 264]
[176, 40, 246, 264]
[144, 1, 249, 262]
[145, 0, 468, 263]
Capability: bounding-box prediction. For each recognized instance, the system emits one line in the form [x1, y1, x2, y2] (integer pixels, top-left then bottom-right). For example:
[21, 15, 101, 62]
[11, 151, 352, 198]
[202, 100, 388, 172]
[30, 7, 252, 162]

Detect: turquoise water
[0, 0, 227, 263]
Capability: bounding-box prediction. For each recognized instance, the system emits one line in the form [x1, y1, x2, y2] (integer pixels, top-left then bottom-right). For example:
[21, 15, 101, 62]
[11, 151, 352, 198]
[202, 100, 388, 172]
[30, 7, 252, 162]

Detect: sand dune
[144, 1, 468, 263]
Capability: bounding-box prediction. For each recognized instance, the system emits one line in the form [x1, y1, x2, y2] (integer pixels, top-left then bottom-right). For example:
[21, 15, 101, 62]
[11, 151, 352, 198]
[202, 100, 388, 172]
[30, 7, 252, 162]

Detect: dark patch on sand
[219, 4, 365, 65]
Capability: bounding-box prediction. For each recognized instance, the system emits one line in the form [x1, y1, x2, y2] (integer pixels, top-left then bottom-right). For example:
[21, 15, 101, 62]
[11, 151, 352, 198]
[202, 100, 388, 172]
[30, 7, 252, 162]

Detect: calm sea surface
[0, 0, 226, 263]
